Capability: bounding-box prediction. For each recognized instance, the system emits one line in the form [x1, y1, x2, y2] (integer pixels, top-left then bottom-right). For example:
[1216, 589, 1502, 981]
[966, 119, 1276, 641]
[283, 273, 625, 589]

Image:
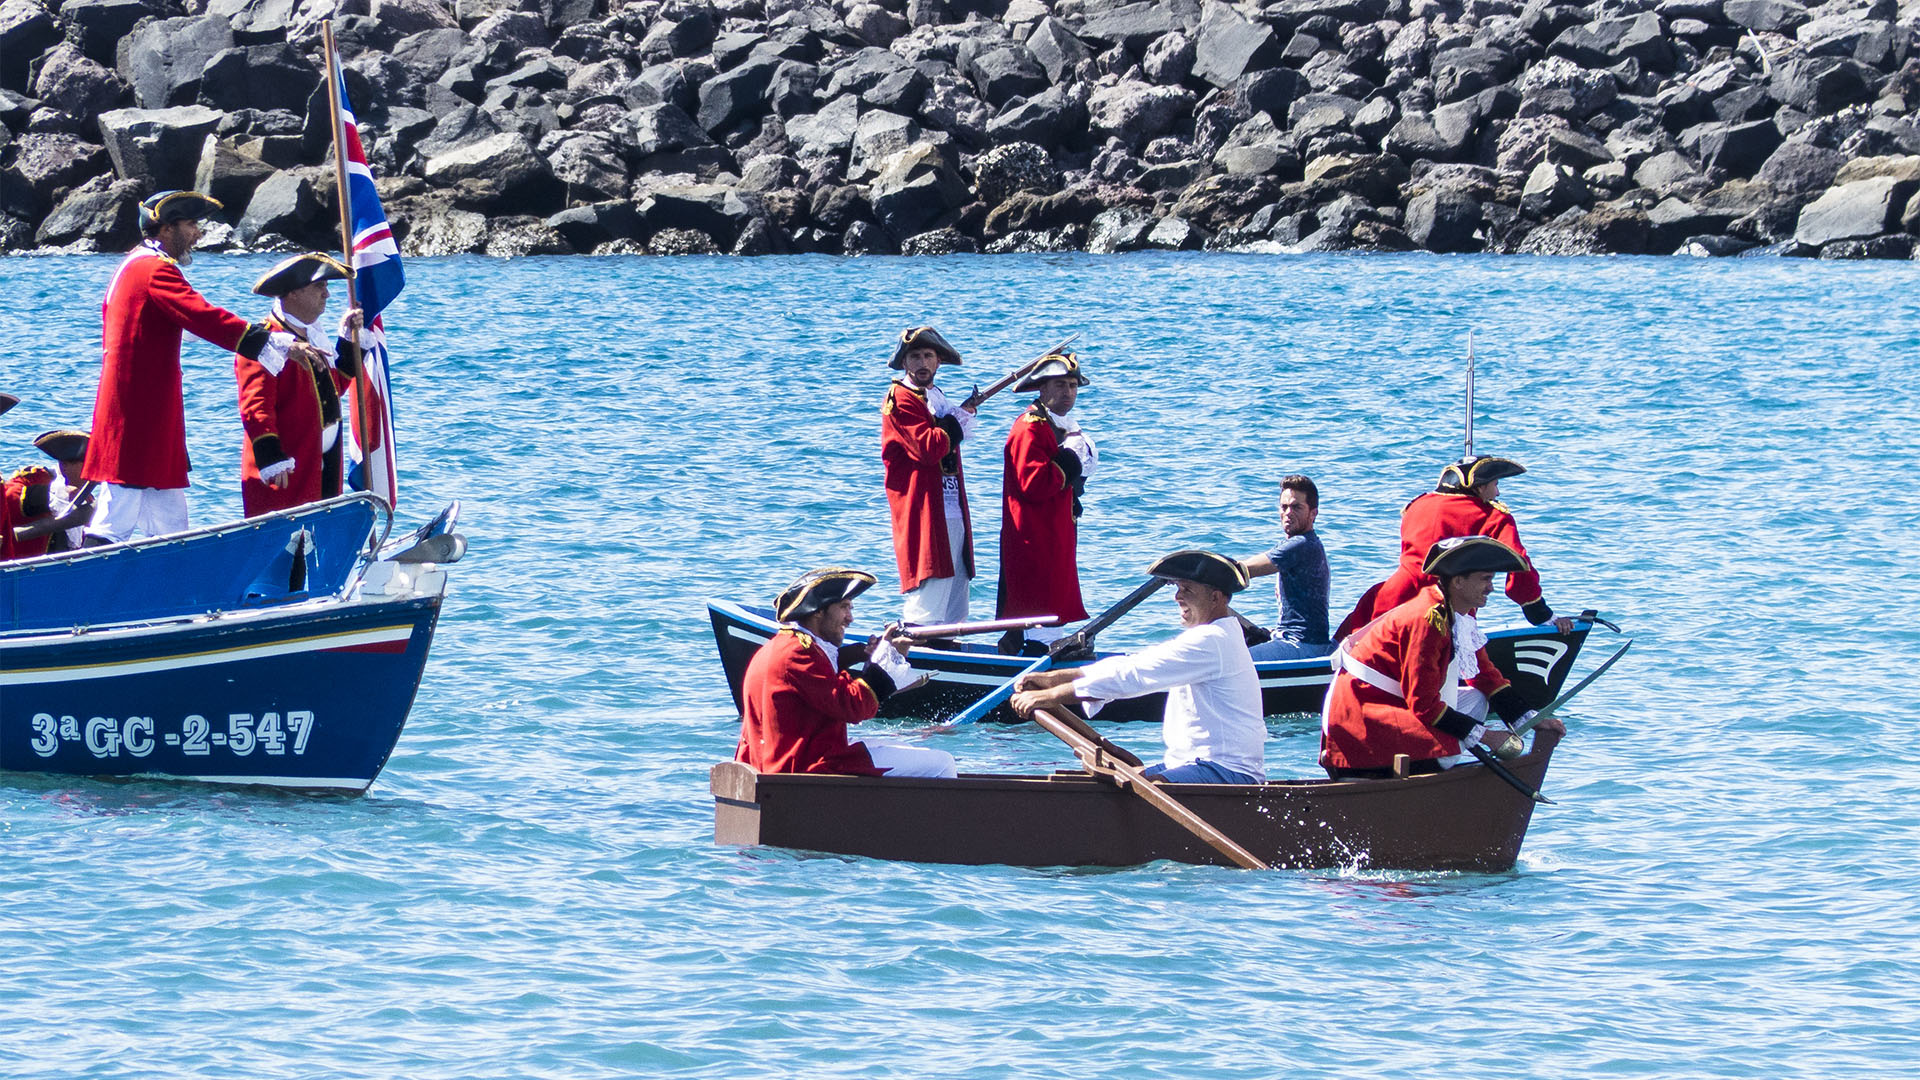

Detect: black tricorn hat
[1421, 535, 1530, 578]
[1438, 455, 1526, 492]
[34, 429, 89, 463]
[253, 252, 351, 297]
[139, 189, 223, 233]
[775, 567, 878, 622]
[889, 326, 962, 370]
[0, 393, 17, 419]
[1014, 351, 1089, 392]
[1147, 549, 1249, 595]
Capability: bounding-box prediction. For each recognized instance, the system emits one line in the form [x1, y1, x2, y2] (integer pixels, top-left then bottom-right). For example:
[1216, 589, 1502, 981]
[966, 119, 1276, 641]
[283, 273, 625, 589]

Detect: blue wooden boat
[0, 495, 462, 793]
[707, 599, 1597, 724]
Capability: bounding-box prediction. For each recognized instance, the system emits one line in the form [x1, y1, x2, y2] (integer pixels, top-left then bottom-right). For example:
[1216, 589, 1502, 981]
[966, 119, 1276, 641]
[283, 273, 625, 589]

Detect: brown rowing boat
[711, 728, 1562, 872]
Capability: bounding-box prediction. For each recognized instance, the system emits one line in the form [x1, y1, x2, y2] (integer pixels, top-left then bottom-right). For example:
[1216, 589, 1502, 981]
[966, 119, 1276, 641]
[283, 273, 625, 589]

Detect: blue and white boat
[0, 494, 462, 793]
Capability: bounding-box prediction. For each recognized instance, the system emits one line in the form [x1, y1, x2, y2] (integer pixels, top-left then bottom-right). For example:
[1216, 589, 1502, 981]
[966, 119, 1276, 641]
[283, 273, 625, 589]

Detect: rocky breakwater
[6, 0, 1920, 258]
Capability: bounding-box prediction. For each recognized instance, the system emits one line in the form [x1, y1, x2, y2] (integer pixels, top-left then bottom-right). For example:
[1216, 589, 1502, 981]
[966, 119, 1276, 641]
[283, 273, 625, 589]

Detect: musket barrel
[901, 615, 1061, 639]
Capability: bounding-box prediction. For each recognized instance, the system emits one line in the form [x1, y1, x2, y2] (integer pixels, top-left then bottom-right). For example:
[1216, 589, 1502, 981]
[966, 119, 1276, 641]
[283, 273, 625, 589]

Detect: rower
[9, 429, 95, 555]
[1320, 535, 1563, 780]
[236, 253, 367, 517]
[82, 190, 322, 544]
[881, 326, 978, 626]
[1336, 454, 1575, 638]
[995, 350, 1096, 654]
[1009, 550, 1266, 785]
[1235, 473, 1332, 661]
[736, 567, 957, 778]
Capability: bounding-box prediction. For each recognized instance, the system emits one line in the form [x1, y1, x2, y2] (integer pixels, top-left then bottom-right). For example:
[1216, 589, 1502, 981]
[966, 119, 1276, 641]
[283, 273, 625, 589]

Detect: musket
[1464, 329, 1476, 459]
[889, 615, 1061, 640]
[965, 332, 1080, 410]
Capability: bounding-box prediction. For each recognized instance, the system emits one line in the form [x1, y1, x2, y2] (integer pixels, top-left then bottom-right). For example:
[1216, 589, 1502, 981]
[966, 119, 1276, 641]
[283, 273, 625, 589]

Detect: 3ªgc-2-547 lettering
[28, 711, 316, 758]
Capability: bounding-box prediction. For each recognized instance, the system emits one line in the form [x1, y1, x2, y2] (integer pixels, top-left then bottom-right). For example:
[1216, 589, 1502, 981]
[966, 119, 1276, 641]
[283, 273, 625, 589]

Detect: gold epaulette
[1426, 603, 1449, 633]
[9, 465, 50, 482]
[1489, 499, 1510, 513]
[779, 627, 814, 650]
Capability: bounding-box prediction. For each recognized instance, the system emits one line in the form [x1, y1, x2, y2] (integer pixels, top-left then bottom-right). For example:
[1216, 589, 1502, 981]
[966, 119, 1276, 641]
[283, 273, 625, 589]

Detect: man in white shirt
[1009, 550, 1267, 784]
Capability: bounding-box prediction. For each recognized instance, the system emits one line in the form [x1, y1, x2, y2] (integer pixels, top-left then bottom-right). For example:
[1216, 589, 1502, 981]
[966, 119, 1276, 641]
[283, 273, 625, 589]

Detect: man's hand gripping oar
[1489, 637, 1632, 759]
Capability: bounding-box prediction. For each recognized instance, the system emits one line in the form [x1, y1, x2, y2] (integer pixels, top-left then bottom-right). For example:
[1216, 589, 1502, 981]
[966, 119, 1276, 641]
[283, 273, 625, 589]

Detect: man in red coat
[4, 429, 95, 558]
[1337, 455, 1574, 637]
[82, 190, 318, 544]
[736, 568, 957, 778]
[236, 253, 366, 517]
[996, 351, 1095, 652]
[1320, 536, 1561, 779]
[881, 326, 979, 625]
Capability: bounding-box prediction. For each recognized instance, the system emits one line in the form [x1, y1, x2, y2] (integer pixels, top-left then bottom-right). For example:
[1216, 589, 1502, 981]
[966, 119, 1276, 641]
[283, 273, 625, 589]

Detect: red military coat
[1321, 585, 1511, 771]
[996, 405, 1087, 623]
[1342, 491, 1543, 632]
[84, 242, 260, 490]
[735, 628, 883, 776]
[0, 466, 53, 561]
[236, 315, 352, 517]
[881, 381, 973, 593]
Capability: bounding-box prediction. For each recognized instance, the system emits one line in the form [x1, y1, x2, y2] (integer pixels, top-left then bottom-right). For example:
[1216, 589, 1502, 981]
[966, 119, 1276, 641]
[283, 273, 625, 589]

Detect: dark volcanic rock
[34, 43, 128, 118]
[1192, 1, 1284, 89]
[199, 45, 321, 115]
[972, 141, 1060, 204]
[236, 167, 325, 246]
[1795, 174, 1918, 245]
[869, 141, 967, 235]
[1404, 187, 1484, 252]
[1757, 139, 1847, 192]
[97, 105, 223, 191]
[965, 44, 1048, 108]
[1, 133, 108, 217]
[193, 136, 278, 211]
[64, 0, 153, 65]
[1768, 56, 1877, 115]
[0, 0, 62, 94]
[35, 174, 143, 248]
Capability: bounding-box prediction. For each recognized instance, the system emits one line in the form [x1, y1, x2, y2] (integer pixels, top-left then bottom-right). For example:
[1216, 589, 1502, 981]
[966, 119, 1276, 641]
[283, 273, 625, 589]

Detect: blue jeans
[1248, 637, 1334, 661]
[1143, 760, 1262, 785]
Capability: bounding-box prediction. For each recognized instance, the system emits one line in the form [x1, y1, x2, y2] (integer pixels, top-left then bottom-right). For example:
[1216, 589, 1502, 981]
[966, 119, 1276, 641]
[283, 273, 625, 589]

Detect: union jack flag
[333, 58, 405, 507]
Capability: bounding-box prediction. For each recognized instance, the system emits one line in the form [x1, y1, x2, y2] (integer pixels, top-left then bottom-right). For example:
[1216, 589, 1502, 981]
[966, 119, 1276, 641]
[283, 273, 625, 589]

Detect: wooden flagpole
[322, 20, 373, 488]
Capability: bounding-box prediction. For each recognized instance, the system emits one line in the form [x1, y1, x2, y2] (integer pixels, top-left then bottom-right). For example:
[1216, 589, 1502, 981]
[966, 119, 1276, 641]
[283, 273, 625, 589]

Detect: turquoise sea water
[3, 252, 1918, 1078]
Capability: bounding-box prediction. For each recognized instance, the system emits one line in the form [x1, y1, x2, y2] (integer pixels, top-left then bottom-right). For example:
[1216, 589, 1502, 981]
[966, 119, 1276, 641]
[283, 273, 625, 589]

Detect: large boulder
[1431, 46, 1517, 102]
[1088, 81, 1196, 149]
[965, 44, 1048, 108]
[422, 131, 558, 208]
[1516, 204, 1652, 254]
[868, 141, 967, 236]
[1077, 2, 1187, 52]
[1404, 187, 1484, 251]
[1768, 56, 1877, 114]
[369, 0, 460, 37]
[1086, 205, 1155, 252]
[545, 200, 641, 250]
[1794, 174, 1918, 245]
[636, 182, 757, 246]
[33, 43, 128, 117]
[63, 0, 153, 64]
[0, 0, 61, 94]
[1551, 13, 1674, 71]
[1191, 1, 1283, 89]
[192, 135, 277, 211]
[35, 174, 143, 248]
[696, 56, 780, 134]
[120, 17, 237, 109]
[1679, 119, 1782, 176]
[987, 84, 1084, 147]
[0, 132, 107, 217]
[412, 103, 504, 162]
[545, 131, 628, 203]
[235, 167, 325, 246]
[97, 105, 223, 191]
[199, 44, 321, 114]
[851, 109, 920, 173]
[1025, 17, 1090, 84]
[1756, 139, 1847, 192]
[1721, 0, 1808, 33]
[1517, 56, 1616, 119]
[622, 103, 712, 159]
[204, 0, 300, 44]
[787, 95, 862, 161]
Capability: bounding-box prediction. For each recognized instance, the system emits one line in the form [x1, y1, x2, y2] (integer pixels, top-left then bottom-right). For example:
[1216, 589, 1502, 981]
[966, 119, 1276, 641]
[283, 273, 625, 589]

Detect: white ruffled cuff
[869, 638, 916, 687]
[257, 457, 296, 484]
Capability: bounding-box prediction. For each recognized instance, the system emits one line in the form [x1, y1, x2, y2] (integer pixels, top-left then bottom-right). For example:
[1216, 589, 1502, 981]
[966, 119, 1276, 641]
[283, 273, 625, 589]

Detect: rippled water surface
[3, 252, 1918, 1078]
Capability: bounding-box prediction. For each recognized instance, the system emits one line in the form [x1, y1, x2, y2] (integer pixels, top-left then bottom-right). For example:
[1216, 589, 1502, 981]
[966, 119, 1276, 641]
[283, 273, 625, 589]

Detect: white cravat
[1042, 404, 1097, 479]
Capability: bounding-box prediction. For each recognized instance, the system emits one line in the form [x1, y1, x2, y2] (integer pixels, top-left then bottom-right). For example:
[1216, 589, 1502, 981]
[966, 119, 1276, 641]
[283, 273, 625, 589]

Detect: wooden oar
[943, 577, 1166, 726]
[962, 332, 1079, 411]
[1033, 705, 1269, 870]
[893, 615, 1060, 640]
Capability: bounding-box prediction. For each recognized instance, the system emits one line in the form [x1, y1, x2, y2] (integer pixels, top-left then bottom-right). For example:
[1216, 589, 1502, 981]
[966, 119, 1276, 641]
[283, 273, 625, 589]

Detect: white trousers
[859, 741, 958, 778]
[901, 510, 970, 625]
[85, 484, 188, 544]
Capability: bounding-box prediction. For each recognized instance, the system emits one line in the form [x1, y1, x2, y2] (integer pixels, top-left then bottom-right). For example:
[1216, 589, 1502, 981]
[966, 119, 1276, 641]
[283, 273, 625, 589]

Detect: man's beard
[174, 247, 193, 267]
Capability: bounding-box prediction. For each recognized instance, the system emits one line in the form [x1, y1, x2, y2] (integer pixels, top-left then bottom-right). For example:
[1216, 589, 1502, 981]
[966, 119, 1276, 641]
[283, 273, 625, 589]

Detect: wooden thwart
[1031, 705, 1269, 871]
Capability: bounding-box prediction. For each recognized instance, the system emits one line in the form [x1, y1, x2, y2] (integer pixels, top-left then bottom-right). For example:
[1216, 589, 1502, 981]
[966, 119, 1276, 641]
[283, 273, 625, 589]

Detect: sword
[1470, 743, 1553, 804]
[1492, 639, 1632, 756]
